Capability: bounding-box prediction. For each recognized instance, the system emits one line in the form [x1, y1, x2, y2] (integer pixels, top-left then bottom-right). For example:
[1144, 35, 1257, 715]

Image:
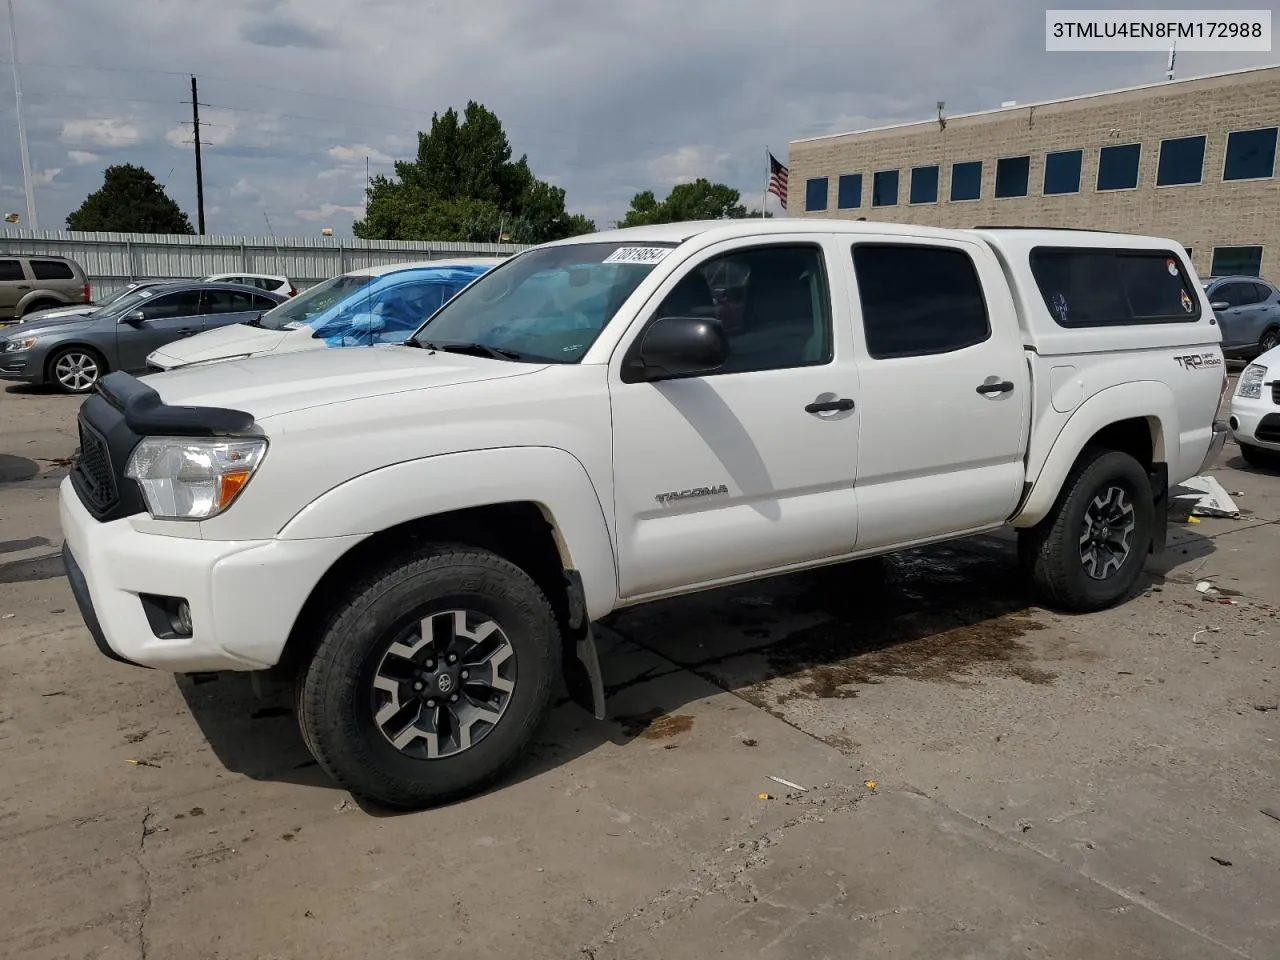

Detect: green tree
[66, 164, 194, 234]
[353, 101, 595, 244]
[619, 178, 767, 227]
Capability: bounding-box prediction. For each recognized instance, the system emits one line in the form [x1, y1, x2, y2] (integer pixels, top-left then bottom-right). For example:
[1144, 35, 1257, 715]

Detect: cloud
[229, 178, 263, 201]
[67, 151, 101, 166]
[164, 109, 239, 149]
[327, 144, 394, 165]
[59, 119, 142, 147]
[295, 203, 364, 223]
[646, 145, 735, 188]
[31, 168, 63, 187]
[239, 16, 335, 49]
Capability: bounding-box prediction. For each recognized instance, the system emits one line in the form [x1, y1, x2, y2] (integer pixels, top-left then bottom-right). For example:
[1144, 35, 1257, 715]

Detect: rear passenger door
[1212, 281, 1265, 349]
[201, 289, 270, 330]
[848, 238, 1030, 550]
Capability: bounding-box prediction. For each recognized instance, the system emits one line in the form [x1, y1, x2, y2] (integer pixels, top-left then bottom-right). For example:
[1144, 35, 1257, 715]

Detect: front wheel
[1018, 449, 1154, 612]
[1259, 327, 1279, 356]
[1239, 442, 1280, 470]
[296, 546, 561, 809]
[47, 346, 104, 394]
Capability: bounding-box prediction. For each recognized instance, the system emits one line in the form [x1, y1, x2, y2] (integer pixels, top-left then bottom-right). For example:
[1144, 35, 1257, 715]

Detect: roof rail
[973, 225, 1123, 233]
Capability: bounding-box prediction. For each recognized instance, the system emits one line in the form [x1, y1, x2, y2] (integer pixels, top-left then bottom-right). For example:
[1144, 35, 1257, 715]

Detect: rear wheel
[1018, 448, 1154, 612]
[20, 298, 60, 317]
[1259, 327, 1279, 356]
[296, 545, 561, 809]
[1239, 442, 1280, 469]
[47, 346, 104, 394]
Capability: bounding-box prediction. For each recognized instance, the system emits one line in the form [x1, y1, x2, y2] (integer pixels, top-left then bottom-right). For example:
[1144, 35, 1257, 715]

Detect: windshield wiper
[241, 311, 263, 327]
[414, 340, 537, 362]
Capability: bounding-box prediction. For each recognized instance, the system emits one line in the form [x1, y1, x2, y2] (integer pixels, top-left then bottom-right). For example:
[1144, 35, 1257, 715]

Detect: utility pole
[190, 75, 205, 234]
[5, 0, 37, 230]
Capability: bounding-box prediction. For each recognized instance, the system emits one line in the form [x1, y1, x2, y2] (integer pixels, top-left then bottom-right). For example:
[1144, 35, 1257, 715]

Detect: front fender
[276, 446, 619, 620]
[1014, 380, 1177, 528]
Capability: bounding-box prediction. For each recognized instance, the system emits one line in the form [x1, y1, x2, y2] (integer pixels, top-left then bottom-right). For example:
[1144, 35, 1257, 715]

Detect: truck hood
[147, 322, 291, 368]
[147, 344, 548, 421]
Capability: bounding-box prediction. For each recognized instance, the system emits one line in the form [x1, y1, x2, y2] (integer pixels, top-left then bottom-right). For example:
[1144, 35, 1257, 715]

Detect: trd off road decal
[1173, 353, 1223, 370]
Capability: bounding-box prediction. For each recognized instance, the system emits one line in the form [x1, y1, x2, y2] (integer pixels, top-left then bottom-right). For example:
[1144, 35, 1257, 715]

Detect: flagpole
[762, 146, 769, 217]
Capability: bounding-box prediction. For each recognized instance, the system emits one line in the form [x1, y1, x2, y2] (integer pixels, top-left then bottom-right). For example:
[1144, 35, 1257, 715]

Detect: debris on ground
[1254, 703, 1278, 713]
[767, 775, 808, 792]
[741, 738, 758, 747]
[863, 779, 878, 790]
[1016, 818, 1033, 833]
[334, 799, 354, 813]
[1196, 581, 1214, 593]
[0, 613, 13, 620]
[1260, 808, 1280, 824]
[1175, 476, 1241, 518]
[757, 792, 773, 801]
[1210, 856, 1233, 867]
[125, 758, 161, 768]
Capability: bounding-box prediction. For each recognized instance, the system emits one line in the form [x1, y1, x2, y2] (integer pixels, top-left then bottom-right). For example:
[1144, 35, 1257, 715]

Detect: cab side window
[652, 245, 831, 375]
[853, 244, 990, 358]
[139, 290, 203, 320]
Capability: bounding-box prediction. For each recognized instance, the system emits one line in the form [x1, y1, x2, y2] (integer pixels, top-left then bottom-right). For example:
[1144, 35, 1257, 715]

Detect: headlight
[1237, 364, 1267, 399]
[125, 437, 267, 520]
[1, 337, 37, 352]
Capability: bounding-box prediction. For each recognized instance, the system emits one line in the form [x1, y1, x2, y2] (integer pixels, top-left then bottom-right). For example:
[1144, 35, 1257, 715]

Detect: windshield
[409, 242, 673, 362]
[256, 274, 374, 331]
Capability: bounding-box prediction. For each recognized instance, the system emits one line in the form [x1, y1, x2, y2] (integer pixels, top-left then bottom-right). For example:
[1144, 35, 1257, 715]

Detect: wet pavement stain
[617, 710, 695, 739]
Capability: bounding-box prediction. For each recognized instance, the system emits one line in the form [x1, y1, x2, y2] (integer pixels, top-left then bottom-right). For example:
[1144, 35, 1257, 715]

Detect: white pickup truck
[60, 219, 1227, 809]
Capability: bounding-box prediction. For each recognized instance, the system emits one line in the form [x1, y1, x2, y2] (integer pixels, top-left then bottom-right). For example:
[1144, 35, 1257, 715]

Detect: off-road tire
[296, 545, 561, 810]
[1018, 448, 1154, 612]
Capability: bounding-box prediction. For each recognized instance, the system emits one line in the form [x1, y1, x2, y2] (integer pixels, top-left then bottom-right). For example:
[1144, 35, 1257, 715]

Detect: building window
[852, 244, 991, 359]
[837, 173, 862, 209]
[872, 169, 899, 207]
[995, 156, 1030, 198]
[1043, 150, 1082, 195]
[1097, 143, 1141, 190]
[1211, 246, 1263, 277]
[1029, 247, 1201, 327]
[805, 177, 829, 212]
[909, 165, 939, 204]
[1223, 127, 1278, 181]
[1156, 135, 1206, 186]
[950, 161, 982, 201]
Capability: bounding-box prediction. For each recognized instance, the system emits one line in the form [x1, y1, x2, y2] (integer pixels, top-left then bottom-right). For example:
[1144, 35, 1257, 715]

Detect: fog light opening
[1229, 416, 1239, 431]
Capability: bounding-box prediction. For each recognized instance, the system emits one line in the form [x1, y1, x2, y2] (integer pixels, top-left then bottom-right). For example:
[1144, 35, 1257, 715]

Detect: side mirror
[623, 316, 729, 383]
[1210, 301, 1230, 311]
[121, 309, 147, 326]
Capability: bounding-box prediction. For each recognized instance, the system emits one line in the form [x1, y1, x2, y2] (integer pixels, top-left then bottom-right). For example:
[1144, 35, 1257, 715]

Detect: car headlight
[125, 437, 267, 520]
[1237, 363, 1267, 399]
[1, 337, 37, 352]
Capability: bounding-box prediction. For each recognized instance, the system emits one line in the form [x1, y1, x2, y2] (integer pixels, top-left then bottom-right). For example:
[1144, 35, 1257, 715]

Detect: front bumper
[0, 350, 40, 383]
[1228, 392, 1280, 451]
[59, 478, 362, 672]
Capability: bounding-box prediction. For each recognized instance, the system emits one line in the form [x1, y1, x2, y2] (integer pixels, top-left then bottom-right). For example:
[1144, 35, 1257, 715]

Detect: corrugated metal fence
[0, 229, 530, 297]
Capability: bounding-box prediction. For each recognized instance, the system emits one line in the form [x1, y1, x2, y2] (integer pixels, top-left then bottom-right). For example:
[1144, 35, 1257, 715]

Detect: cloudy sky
[1, 0, 1276, 237]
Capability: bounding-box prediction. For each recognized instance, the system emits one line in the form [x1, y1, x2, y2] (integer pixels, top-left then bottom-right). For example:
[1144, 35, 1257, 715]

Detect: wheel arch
[1015, 381, 1176, 528]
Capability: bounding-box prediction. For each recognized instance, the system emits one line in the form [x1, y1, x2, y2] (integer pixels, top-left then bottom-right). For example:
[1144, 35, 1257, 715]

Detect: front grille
[1272, 380, 1280, 406]
[1256, 413, 1280, 445]
[71, 418, 118, 512]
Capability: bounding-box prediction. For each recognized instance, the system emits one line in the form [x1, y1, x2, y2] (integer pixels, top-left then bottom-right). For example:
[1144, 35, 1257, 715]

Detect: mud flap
[1148, 463, 1168, 555]
[563, 570, 606, 721]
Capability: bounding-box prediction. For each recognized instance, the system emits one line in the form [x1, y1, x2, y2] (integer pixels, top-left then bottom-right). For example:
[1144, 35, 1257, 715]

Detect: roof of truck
[349, 256, 508, 278]
[546, 219, 1183, 250]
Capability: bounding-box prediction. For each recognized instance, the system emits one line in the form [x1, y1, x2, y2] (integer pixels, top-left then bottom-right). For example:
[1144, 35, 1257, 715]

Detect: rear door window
[1029, 248, 1201, 326]
[1220, 282, 1262, 307]
[30, 259, 76, 280]
[0, 259, 25, 281]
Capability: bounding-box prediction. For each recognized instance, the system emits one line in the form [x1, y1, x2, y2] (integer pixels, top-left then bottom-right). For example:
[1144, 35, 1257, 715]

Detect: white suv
[204, 272, 296, 298]
[60, 219, 1226, 809]
[1229, 343, 1280, 467]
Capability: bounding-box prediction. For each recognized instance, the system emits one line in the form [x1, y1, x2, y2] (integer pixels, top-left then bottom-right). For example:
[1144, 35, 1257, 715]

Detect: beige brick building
[787, 64, 1280, 280]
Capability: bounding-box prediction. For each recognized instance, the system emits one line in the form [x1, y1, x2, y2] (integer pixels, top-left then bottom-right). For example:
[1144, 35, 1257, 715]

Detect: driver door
[114, 289, 204, 372]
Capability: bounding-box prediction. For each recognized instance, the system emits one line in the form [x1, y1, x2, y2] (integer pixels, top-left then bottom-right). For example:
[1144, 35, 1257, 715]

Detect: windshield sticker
[603, 246, 671, 265]
[1166, 257, 1179, 276]
[1181, 289, 1194, 313]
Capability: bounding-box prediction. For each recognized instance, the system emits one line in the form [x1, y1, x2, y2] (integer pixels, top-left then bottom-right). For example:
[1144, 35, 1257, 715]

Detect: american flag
[767, 153, 788, 209]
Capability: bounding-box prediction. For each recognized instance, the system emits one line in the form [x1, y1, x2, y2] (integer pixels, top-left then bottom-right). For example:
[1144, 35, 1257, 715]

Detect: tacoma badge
[655, 484, 729, 505]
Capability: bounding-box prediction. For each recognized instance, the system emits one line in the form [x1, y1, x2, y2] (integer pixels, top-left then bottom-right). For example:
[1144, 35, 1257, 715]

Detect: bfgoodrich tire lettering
[296, 545, 561, 810]
[1018, 448, 1154, 612]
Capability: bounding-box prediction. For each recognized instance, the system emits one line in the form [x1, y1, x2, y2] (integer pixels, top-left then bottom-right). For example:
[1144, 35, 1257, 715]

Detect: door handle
[976, 380, 1015, 395]
[178, 328, 197, 336]
[16, 285, 29, 290]
[805, 397, 855, 413]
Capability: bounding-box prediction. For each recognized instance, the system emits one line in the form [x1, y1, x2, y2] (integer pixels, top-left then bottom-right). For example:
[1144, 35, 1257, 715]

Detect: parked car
[204, 272, 297, 298]
[0, 280, 285, 393]
[20, 278, 174, 324]
[1202, 275, 1280, 359]
[146, 258, 502, 371]
[60, 220, 1225, 809]
[1228, 341, 1280, 468]
[0, 254, 91, 323]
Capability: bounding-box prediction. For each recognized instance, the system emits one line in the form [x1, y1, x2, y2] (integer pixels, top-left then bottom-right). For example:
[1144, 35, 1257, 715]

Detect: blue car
[145, 257, 505, 371]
